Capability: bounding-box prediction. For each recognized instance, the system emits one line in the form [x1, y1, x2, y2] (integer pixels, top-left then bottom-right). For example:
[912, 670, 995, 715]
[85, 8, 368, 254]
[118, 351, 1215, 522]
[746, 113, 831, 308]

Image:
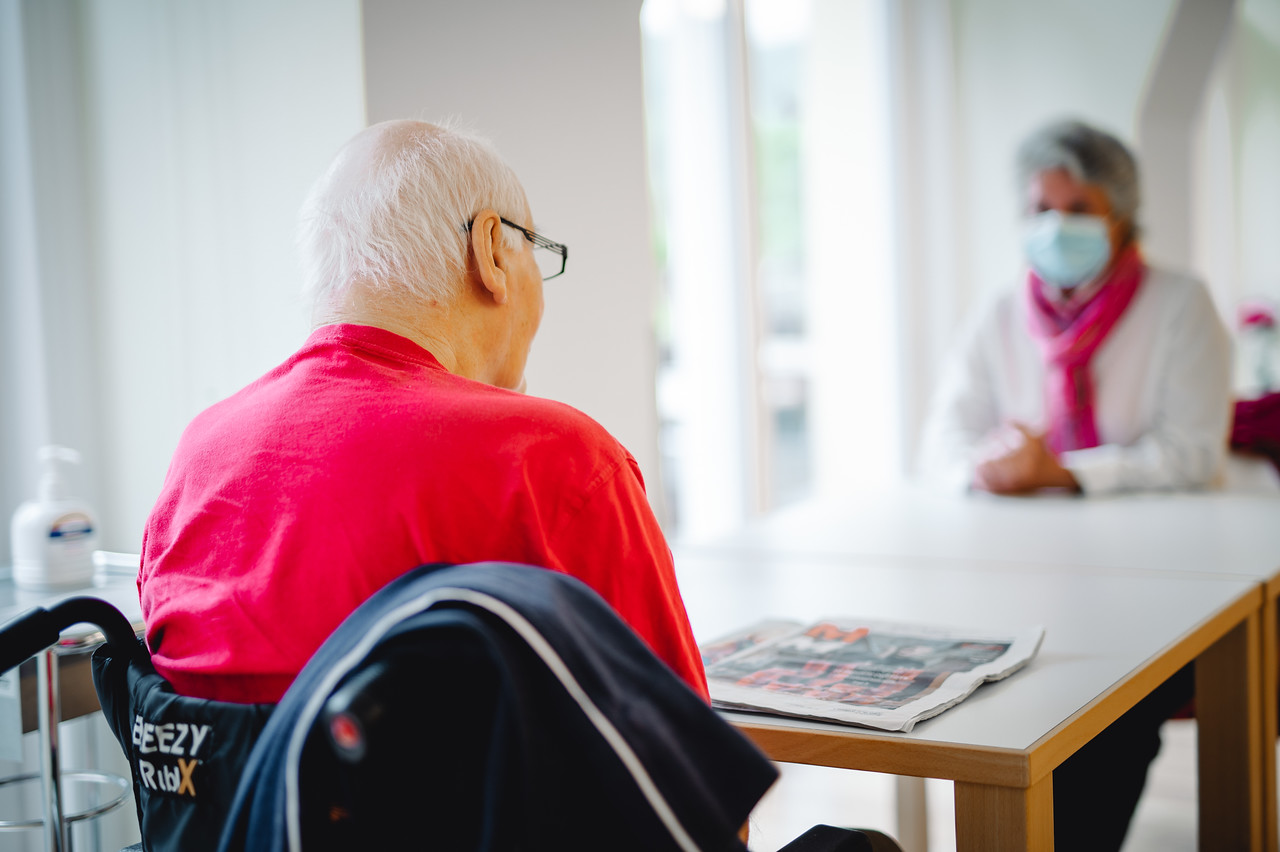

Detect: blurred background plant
[1238, 297, 1278, 397]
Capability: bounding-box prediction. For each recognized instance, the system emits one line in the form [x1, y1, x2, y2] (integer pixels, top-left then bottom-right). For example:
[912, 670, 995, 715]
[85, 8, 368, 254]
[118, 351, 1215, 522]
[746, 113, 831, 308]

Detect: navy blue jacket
[210, 562, 778, 852]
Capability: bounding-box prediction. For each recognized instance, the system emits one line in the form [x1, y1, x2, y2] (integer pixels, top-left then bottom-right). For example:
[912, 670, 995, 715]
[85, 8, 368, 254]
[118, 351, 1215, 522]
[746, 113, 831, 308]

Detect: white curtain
[1, 0, 366, 556]
[0, 0, 102, 565]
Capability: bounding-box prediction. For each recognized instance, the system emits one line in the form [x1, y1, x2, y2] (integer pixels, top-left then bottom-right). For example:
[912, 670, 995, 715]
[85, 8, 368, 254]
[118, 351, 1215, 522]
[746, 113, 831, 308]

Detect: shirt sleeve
[1061, 279, 1233, 494]
[544, 456, 710, 701]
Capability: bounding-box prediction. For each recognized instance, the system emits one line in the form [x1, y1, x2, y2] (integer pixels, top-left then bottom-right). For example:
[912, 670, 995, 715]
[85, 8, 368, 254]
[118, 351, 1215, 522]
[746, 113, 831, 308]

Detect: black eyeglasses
[500, 218, 568, 281]
[466, 216, 568, 281]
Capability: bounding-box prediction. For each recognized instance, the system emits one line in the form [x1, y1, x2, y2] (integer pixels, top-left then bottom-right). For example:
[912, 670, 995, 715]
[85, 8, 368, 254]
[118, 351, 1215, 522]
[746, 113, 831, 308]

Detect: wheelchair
[1, 562, 902, 852]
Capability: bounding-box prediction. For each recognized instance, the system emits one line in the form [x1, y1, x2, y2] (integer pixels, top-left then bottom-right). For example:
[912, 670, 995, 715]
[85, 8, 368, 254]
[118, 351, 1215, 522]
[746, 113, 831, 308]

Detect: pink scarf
[1026, 245, 1145, 453]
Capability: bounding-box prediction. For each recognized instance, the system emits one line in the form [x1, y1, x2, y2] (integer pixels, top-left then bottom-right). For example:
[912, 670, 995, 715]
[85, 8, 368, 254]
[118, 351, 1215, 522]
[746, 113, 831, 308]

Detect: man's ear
[470, 209, 509, 305]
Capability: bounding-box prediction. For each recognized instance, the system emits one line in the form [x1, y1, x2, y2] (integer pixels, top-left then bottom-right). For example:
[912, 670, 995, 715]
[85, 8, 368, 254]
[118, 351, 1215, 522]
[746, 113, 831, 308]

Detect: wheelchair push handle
[0, 596, 139, 674]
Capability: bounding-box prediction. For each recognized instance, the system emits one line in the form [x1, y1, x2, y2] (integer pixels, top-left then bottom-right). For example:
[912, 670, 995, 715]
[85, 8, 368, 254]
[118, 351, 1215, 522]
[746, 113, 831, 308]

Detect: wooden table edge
[1024, 580, 1263, 783]
[725, 579, 1265, 792]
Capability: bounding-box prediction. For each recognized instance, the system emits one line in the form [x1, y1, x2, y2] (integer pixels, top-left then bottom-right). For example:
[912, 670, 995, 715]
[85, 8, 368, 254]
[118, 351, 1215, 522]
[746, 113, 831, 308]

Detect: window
[642, 0, 903, 540]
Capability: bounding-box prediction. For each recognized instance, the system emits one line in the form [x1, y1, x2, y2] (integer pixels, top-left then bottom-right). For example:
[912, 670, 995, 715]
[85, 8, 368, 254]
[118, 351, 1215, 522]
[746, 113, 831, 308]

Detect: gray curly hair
[1016, 119, 1140, 226]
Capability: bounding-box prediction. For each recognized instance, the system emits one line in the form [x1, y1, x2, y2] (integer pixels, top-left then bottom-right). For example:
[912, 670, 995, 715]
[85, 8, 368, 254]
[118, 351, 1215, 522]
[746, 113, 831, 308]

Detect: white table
[675, 550, 1265, 852]
[0, 567, 144, 731]
[678, 485, 1280, 850]
[677, 486, 1280, 577]
[0, 565, 143, 852]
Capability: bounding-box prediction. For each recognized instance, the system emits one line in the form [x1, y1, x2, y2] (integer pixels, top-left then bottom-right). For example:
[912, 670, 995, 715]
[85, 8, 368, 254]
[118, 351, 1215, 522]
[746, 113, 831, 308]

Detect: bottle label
[48, 512, 94, 541]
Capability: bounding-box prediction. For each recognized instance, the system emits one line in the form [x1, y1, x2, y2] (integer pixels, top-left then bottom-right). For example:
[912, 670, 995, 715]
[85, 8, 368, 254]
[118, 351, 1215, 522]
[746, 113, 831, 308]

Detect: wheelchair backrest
[94, 563, 778, 852]
[92, 639, 274, 852]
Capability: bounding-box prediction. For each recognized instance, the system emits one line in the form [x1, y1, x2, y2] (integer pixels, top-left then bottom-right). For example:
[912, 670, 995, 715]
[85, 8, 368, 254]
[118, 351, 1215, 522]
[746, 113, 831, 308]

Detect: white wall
[1, 0, 101, 565]
[24, 0, 366, 551]
[361, 0, 663, 495]
[1, 0, 47, 566]
[1228, 0, 1280, 309]
[83, 0, 367, 551]
[1196, 0, 1280, 388]
[949, 0, 1178, 315]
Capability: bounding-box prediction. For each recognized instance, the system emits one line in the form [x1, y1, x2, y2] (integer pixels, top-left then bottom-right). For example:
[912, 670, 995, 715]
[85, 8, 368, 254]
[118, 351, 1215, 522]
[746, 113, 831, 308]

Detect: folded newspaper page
[702, 618, 1045, 732]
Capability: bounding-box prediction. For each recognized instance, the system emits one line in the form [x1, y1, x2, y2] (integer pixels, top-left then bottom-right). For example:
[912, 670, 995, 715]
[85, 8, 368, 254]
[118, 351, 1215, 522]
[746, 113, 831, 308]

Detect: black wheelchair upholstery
[91, 636, 273, 851]
[2, 561, 902, 852]
[212, 561, 781, 852]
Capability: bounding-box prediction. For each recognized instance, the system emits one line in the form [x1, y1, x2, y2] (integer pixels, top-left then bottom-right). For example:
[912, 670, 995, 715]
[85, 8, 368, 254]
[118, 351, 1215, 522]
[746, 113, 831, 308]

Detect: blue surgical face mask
[1022, 210, 1111, 290]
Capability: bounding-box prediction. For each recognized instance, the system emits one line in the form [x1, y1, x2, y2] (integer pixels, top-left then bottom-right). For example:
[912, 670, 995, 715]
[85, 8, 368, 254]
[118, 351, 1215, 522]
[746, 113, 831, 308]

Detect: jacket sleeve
[1061, 277, 1233, 493]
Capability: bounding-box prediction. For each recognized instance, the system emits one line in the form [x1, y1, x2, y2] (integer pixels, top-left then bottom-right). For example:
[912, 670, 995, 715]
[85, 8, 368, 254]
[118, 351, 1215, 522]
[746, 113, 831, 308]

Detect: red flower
[1239, 299, 1277, 331]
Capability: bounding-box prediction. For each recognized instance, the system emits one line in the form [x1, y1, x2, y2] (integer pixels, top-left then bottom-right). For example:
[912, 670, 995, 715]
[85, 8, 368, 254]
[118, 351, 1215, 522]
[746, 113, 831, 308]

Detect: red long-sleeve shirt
[140, 324, 706, 703]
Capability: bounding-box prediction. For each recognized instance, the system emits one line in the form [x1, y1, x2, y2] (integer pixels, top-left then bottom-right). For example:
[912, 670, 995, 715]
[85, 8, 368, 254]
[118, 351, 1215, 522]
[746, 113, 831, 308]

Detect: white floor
[745, 719, 1200, 852]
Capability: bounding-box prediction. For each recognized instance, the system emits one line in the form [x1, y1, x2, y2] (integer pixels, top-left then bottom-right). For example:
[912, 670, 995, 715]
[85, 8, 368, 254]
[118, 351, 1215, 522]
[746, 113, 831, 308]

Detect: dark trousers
[1053, 664, 1195, 851]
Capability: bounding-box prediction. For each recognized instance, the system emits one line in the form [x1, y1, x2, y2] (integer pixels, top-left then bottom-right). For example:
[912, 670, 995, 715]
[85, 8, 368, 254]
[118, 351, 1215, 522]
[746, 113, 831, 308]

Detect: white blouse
[918, 266, 1233, 494]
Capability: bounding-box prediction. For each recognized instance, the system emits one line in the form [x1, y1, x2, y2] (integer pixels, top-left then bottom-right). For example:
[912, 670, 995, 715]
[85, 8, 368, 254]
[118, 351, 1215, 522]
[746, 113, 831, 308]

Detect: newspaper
[702, 617, 1045, 732]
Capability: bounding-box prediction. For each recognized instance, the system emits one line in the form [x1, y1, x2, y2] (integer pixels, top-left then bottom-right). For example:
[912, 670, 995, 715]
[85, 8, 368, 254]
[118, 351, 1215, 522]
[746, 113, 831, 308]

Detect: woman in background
[919, 119, 1230, 851]
[920, 119, 1232, 496]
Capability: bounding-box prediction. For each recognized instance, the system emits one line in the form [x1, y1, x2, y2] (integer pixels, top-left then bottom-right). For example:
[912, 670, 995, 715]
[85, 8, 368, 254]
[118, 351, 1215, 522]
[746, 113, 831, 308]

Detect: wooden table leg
[1197, 609, 1265, 851]
[954, 774, 1052, 852]
[894, 775, 928, 852]
[1263, 591, 1279, 852]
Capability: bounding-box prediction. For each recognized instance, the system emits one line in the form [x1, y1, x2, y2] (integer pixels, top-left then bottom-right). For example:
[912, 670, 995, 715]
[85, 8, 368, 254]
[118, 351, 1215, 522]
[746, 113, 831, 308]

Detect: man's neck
[318, 297, 473, 378]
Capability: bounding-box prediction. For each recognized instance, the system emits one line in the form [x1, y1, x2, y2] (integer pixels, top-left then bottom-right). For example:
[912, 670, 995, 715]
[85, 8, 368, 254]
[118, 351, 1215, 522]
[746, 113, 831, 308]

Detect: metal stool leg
[37, 649, 67, 852]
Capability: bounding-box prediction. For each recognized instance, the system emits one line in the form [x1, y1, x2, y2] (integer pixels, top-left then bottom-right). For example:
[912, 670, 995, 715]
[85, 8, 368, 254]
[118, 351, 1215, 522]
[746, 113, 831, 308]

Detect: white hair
[297, 123, 528, 317]
[1016, 119, 1140, 226]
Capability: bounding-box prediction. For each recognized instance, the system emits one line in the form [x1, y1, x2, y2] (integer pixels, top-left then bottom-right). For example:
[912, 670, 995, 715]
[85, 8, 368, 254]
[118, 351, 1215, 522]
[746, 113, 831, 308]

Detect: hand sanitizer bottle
[10, 446, 99, 590]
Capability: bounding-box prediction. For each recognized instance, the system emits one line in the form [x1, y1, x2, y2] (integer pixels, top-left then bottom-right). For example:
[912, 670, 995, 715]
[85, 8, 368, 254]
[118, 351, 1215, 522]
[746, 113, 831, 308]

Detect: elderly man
[138, 120, 706, 704]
